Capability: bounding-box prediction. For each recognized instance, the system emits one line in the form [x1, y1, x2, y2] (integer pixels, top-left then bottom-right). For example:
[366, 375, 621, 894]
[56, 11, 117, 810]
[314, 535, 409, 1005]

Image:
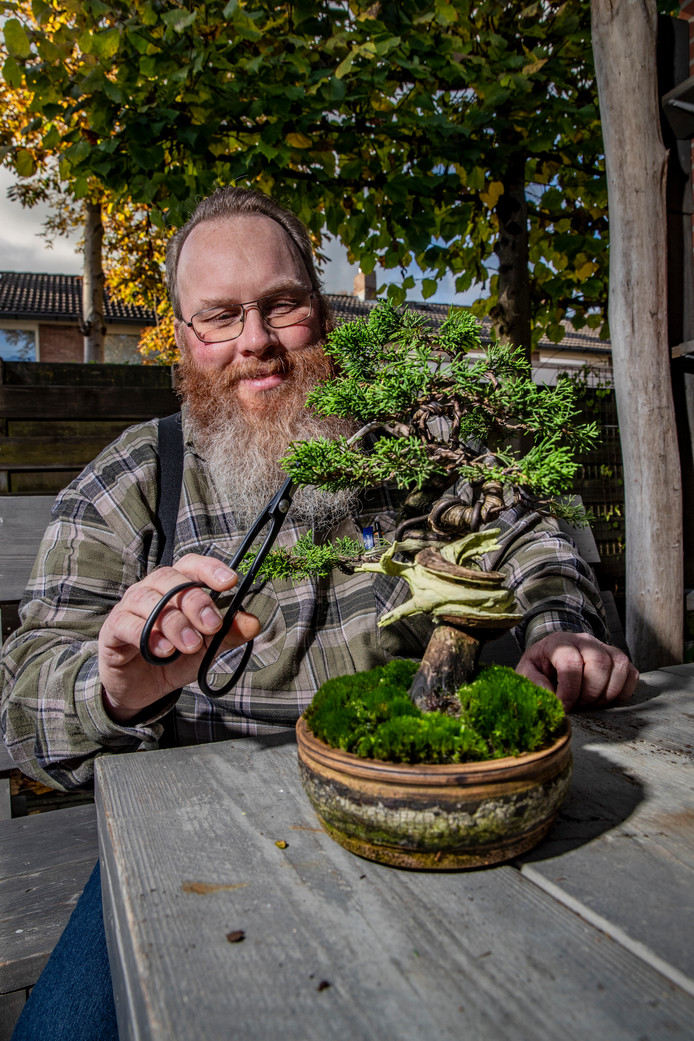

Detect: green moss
[456, 664, 566, 758]
[305, 660, 565, 765]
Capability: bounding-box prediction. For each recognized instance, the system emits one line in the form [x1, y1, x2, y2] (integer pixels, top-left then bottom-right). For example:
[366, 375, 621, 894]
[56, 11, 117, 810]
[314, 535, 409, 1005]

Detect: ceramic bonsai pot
[296, 716, 572, 870]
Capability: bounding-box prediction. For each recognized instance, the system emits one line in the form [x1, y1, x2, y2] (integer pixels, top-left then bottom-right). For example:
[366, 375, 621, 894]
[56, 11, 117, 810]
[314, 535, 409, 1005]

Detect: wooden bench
[0, 494, 98, 1040]
[0, 806, 98, 1040]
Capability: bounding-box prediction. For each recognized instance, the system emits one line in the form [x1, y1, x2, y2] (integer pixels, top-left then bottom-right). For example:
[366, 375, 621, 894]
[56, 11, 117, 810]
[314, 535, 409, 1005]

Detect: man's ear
[173, 319, 186, 352]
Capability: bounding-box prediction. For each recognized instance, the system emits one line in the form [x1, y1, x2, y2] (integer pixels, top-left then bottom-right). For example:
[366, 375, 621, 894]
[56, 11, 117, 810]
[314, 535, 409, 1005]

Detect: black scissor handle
[139, 580, 205, 666]
[138, 476, 295, 697]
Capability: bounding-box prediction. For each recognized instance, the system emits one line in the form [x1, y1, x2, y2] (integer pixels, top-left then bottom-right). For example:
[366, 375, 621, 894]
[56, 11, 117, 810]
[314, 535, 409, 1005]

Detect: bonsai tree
[252, 302, 597, 725]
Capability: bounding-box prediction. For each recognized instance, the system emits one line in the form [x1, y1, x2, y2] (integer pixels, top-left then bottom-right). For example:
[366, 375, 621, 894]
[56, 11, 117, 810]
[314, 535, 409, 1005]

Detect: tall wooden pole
[592, 0, 683, 670]
[82, 199, 105, 364]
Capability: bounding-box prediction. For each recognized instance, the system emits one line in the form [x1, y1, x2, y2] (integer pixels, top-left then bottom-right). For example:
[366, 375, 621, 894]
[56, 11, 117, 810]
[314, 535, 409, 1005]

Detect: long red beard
[177, 343, 335, 432]
[177, 345, 359, 530]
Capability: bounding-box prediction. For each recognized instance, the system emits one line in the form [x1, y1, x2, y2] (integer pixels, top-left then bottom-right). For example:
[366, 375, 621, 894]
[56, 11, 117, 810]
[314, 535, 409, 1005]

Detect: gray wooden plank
[518, 670, 694, 987]
[96, 738, 694, 1041]
[0, 386, 178, 421]
[0, 781, 10, 822]
[0, 496, 55, 600]
[0, 988, 26, 1041]
[0, 742, 15, 778]
[0, 804, 98, 993]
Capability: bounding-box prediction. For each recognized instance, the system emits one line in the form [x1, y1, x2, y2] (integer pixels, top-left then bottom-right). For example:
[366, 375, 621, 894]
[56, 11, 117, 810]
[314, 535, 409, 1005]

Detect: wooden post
[82, 199, 105, 364]
[592, 0, 683, 669]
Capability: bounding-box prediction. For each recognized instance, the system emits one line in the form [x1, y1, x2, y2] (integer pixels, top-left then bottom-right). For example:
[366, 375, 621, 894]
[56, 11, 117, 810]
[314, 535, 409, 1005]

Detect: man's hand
[516, 631, 639, 712]
[98, 554, 261, 724]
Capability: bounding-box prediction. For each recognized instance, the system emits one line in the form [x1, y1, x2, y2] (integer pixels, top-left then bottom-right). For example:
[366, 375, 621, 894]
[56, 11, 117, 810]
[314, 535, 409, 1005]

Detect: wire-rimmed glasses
[185, 290, 314, 344]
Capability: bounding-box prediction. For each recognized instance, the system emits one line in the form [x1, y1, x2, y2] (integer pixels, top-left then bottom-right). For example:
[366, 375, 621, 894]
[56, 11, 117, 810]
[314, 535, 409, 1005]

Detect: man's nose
[235, 304, 280, 355]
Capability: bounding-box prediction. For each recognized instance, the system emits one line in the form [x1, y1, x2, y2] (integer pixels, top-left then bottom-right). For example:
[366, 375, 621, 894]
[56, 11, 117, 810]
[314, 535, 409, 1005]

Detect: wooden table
[95, 665, 694, 1041]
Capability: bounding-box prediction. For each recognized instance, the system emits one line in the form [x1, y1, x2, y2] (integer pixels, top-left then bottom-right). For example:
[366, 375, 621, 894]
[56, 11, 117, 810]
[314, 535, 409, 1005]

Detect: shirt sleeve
[0, 423, 175, 791]
[479, 502, 609, 652]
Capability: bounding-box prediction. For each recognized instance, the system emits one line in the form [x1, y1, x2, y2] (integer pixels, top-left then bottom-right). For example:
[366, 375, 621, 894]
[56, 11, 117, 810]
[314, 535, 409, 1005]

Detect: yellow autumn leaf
[479, 181, 504, 208]
[575, 261, 596, 280]
[286, 132, 312, 149]
[522, 58, 548, 76]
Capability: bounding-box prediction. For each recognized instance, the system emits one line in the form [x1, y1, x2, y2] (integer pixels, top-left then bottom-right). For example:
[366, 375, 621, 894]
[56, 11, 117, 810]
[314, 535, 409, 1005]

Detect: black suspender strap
[155, 411, 185, 749]
[155, 412, 185, 568]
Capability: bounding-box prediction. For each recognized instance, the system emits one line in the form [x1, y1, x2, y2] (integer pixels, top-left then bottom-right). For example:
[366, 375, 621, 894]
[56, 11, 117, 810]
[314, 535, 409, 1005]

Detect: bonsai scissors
[139, 476, 295, 698]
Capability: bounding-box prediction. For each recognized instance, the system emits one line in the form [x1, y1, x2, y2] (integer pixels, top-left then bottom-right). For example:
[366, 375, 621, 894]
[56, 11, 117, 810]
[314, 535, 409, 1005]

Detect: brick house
[0, 270, 613, 384]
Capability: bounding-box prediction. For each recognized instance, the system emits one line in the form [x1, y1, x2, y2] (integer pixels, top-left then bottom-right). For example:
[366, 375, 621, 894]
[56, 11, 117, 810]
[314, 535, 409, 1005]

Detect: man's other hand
[515, 631, 639, 712]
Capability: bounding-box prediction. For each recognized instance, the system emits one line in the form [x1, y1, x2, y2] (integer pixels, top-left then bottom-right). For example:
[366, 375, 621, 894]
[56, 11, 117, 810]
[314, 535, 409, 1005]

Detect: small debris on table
[226, 930, 246, 944]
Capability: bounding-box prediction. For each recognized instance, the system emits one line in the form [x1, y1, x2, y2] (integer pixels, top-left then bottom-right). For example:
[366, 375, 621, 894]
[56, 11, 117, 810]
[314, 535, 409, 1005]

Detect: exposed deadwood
[592, 0, 683, 670]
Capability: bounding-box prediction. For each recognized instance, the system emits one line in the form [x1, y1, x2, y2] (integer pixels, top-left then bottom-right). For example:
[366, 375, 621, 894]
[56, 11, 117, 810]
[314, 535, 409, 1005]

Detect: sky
[0, 165, 478, 307]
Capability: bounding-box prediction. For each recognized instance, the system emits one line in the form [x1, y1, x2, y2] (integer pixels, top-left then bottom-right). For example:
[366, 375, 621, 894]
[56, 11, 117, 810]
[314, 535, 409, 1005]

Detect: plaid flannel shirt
[0, 413, 608, 790]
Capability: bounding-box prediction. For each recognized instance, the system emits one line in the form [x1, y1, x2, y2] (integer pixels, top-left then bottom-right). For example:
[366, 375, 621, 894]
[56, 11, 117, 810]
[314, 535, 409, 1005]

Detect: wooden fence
[571, 389, 625, 617]
[0, 360, 179, 494]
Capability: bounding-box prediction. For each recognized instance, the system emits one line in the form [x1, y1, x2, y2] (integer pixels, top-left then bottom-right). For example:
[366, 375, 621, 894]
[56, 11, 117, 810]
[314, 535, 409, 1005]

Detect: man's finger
[515, 657, 555, 692]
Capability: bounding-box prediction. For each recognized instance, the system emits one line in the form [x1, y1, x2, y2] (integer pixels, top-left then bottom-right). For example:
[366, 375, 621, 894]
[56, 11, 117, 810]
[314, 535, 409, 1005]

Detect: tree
[1, 0, 614, 358]
[0, 3, 170, 359]
[254, 302, 597, 710]
[591, 0, 683, 671]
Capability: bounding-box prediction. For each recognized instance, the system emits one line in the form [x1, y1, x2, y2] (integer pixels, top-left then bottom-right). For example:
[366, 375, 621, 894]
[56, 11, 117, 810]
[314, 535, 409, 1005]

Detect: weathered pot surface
[296, 716, 572, 870]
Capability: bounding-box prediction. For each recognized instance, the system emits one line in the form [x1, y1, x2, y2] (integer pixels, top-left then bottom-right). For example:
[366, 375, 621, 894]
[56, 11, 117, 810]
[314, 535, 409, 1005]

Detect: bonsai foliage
[283, 302, 597, 525]
[267, 301, 597, 714]
[304, 659, 565, 765]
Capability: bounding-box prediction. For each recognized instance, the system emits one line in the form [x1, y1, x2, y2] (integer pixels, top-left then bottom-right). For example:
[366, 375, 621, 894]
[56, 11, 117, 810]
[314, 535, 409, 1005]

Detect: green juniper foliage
[283, 302, 597, 506]
[257, 302, 594, 580]
[304, 660, 565, 765]
[238, 531, 367, 582]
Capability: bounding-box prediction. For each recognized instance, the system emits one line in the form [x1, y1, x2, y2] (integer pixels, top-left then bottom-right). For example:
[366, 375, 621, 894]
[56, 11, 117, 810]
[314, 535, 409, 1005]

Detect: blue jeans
[12, 862, 118, 1041]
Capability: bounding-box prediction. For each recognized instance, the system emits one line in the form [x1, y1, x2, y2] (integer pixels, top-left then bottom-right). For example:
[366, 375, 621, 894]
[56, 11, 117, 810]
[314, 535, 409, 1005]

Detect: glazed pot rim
[296, 715, 571, 787]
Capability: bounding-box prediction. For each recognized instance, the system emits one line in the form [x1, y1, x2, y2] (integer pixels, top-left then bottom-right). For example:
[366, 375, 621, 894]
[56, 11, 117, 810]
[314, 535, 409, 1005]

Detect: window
[0, 327, 36, 361]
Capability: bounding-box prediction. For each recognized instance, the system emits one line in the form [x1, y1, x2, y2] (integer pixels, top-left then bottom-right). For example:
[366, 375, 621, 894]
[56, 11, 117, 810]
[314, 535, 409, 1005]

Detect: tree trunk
[408, 623, 481, 714]
[592, 0, 683, 670]
[490, 153, 531, 362]
[82, 199, 105, 364]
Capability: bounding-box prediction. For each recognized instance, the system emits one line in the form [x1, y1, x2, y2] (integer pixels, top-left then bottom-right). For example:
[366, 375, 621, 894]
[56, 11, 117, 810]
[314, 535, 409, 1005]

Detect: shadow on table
[518, 725, 643, 863]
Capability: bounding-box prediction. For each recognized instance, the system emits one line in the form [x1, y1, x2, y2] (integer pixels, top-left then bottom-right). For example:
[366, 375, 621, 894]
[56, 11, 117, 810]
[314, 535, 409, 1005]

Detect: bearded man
[2, 186, 637, 1041]
[1, 186, 636, 795]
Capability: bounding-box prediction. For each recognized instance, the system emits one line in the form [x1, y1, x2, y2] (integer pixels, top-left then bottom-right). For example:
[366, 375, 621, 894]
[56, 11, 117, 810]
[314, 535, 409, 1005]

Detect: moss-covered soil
[304, 659, 566, 765]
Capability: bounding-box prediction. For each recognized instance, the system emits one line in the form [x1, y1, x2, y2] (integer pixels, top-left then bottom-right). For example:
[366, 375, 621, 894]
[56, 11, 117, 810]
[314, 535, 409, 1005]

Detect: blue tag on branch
[362, 526, 375, 550]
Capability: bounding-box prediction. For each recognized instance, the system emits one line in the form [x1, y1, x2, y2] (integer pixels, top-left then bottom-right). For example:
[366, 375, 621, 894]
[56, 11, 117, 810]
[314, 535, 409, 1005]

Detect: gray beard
[188, 404, 360, 533]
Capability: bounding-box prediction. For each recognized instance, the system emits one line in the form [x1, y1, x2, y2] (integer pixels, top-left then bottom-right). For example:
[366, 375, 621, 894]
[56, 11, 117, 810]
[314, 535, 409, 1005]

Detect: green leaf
[15, 149, 37, 177]
[161, 8, 198, 32]
[4, 19, 32, 60]
[2, 56, 22, 89]
[92, 28, 120, 60]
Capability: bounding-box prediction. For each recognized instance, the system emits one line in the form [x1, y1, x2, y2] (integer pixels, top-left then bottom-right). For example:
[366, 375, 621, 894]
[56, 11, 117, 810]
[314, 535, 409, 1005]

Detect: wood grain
[96, 703, 694, 1041]
[0, 804, 98, 993]
[519, 673, 694, 987]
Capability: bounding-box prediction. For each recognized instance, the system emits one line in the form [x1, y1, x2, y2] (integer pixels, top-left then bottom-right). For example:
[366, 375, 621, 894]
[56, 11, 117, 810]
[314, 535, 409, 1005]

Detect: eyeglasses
[185, 290, 314, 344]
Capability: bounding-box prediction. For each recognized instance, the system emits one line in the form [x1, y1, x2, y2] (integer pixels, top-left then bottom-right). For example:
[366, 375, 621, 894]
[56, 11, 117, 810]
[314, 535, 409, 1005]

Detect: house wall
[38, 323, 82, 363]
[36, 322, 144, 364]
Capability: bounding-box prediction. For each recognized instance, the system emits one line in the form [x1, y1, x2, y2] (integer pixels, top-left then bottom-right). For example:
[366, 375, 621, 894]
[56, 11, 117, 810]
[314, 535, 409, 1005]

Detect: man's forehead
[177, 214, 309, 295]
[182, 213, 300, 260]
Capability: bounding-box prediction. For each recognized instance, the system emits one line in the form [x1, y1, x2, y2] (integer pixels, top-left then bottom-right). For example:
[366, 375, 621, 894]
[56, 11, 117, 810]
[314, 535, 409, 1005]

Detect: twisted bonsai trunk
[407, 621, 482, 714]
